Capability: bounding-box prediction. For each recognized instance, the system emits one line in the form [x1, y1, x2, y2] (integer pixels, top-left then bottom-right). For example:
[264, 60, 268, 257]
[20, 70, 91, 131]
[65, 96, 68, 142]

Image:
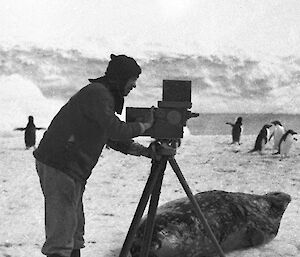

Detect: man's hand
[126, 141, 153, 158]
[140, 141, 161, 160]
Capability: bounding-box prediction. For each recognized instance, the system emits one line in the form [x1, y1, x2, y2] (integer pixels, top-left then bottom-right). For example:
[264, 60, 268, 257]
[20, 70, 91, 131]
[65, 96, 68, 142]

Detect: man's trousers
[36, 160, 85, 257]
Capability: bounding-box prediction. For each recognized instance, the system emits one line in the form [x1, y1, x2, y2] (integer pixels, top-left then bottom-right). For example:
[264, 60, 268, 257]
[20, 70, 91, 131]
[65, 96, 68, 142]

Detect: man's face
[123, 77, 138, 96]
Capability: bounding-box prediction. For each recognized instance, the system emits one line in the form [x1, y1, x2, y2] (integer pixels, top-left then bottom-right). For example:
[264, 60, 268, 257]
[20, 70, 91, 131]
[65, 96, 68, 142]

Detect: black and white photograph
[0, 1, 300, 257]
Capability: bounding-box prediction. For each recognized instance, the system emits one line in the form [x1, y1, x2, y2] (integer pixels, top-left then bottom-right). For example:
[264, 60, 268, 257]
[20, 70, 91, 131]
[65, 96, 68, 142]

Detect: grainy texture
[0, 134, 299, 257]
[131, 191, 291, 257]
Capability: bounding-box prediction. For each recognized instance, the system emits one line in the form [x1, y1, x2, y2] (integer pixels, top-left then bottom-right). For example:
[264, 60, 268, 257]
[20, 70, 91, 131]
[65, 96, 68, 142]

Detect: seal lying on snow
[130, 190, 291, 257]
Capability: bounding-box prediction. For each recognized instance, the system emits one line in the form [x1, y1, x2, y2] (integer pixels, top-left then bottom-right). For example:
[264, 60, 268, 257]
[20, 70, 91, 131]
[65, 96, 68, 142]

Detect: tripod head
[147, 138, 179, 161]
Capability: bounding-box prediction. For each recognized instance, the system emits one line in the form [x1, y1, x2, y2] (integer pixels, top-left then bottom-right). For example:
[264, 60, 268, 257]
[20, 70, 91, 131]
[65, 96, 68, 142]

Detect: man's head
[123, 77, 138, 96]
[105, 54, 141, 95]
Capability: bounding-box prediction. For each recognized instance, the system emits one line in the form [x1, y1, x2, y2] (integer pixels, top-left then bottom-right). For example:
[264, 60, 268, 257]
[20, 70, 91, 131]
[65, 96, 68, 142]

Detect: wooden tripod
[118, 141, 226, 257]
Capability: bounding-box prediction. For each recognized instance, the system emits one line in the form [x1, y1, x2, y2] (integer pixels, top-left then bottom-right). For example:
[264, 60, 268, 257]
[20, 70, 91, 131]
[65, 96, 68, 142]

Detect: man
[33, 54, 154, 257]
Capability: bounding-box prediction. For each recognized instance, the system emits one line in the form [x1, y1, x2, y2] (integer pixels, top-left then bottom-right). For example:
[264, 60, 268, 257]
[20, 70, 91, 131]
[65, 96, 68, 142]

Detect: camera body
[126, 80, 199, 139]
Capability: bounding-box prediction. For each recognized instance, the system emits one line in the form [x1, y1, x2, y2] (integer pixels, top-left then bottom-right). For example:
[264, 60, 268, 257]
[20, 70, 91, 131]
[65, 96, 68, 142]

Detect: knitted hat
[105, 54, 142, 81]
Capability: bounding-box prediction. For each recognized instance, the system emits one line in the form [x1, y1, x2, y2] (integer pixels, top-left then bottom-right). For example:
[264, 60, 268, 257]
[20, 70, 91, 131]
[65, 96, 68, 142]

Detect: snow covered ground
[0, 133, 300, 257]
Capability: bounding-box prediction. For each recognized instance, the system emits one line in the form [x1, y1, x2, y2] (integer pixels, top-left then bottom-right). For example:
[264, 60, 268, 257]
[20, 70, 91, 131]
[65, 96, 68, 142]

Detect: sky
[0, 0, 300, 132]
[1, 0, 300, 58]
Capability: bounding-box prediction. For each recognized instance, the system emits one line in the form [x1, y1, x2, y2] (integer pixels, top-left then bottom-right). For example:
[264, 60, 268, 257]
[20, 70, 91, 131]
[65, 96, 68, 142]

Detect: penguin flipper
[268, 132, 274, 141]
[14, 127, 26, 131]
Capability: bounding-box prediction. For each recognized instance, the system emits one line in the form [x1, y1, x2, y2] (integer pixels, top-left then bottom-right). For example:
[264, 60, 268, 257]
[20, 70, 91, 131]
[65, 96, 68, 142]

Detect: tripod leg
[168, 157, 226, 257]
[140, 157, 167, 257]
[119, 158, 167, 257]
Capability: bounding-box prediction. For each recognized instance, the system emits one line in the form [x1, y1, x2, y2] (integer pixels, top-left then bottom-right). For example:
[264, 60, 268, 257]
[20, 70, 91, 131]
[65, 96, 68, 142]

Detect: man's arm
[80, 85, 153, 141]
[106, 139, 150, 157]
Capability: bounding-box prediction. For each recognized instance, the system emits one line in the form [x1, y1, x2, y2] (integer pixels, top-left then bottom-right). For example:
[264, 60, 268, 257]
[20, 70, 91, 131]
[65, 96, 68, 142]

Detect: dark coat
[33, 82, 142, 184]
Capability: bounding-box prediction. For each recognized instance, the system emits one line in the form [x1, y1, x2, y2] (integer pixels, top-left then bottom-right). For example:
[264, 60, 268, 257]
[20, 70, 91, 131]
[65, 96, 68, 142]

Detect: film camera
[126, 80, 199, 139]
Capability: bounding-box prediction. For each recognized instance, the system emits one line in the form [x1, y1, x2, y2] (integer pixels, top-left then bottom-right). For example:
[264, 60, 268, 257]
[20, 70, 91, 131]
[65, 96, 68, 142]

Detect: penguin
[248, 124, 273, 154]
[225, 116, 243, 145]
[14, 116, 45, 149]
[269, 120, 285, 153]
[278, 129, 298, 158]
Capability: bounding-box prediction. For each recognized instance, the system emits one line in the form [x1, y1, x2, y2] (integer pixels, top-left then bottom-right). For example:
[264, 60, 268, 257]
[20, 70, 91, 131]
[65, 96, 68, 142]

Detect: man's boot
[47, 255, 63, 257]
[70, 249, 80, 257]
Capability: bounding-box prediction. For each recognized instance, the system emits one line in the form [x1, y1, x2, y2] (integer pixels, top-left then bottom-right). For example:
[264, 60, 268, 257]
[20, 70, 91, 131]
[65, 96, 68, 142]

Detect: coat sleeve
[106, 139, 150, 157]
[106, 139, 134, 154]
[80, 85, 143, 141]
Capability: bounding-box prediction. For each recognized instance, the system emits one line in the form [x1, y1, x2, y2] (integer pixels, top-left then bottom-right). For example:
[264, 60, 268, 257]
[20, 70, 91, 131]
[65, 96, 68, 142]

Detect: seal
[14, 116, 45, 149]
[248, 124, 272, 154]
[278, 129, 298, 158]
[130, 190, 291, 257]
[226, 116, 243, 145]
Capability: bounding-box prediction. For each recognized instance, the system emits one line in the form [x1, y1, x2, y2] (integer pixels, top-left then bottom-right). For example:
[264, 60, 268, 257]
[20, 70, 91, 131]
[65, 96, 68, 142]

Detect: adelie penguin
[14, 116, 45, 150]
[225, 116, 243, 145]
[269, 120, 285, 154]
[278, 129, 298, 158]
[248, 124, 273, 154]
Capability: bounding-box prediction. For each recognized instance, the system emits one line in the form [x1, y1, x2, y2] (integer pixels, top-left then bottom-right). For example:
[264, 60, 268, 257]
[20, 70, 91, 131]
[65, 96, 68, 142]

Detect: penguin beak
[293, 133, 298, 141]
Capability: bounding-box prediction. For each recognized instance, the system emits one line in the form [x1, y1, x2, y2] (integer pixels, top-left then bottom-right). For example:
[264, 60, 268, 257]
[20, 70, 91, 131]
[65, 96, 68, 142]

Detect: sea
[187, 113, 300, 135]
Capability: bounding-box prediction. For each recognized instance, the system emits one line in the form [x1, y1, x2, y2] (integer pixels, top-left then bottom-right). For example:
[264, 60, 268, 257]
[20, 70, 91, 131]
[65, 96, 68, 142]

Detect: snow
[1, 133, 299, 257]
[0, 75, 63, 136]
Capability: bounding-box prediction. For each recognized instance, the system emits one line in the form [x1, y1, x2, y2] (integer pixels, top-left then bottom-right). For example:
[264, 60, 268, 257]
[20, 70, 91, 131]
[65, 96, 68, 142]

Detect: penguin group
[14, 115, 45, 150]
[250, 121, 298, 158]
[226, 117, 298, 158]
